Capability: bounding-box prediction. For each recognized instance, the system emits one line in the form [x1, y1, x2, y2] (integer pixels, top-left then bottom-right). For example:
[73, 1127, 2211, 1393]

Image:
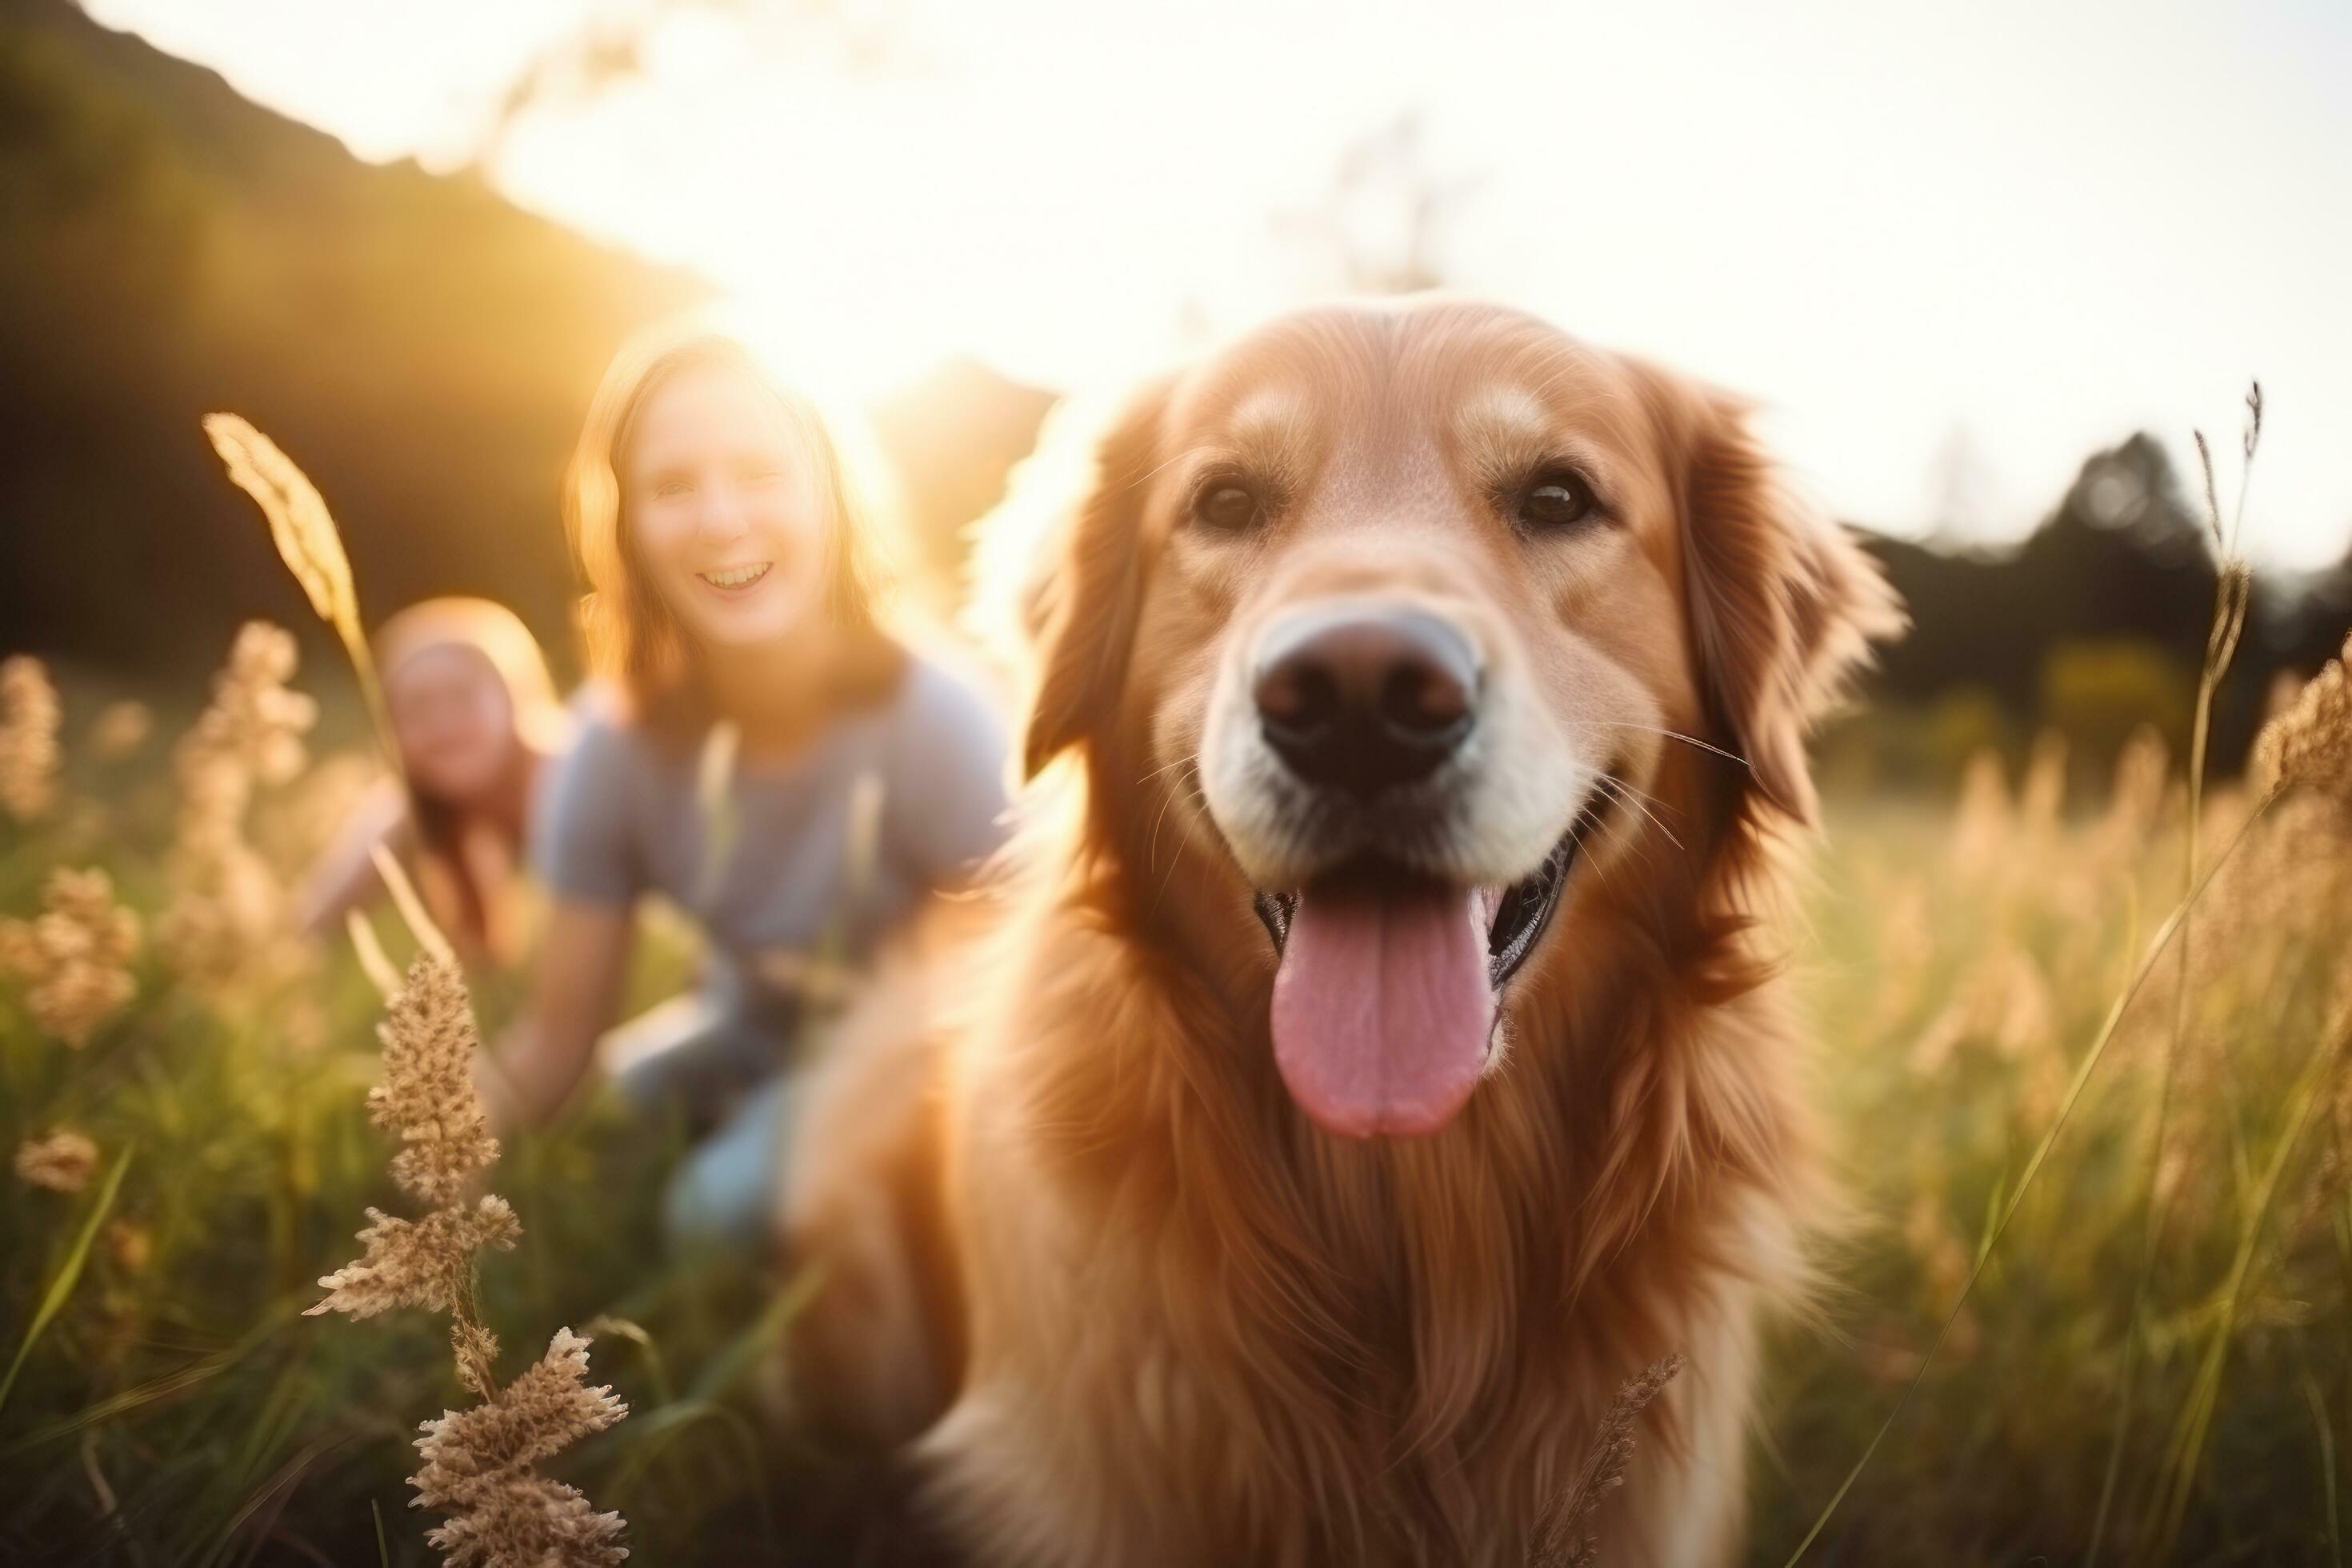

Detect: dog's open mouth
[1246, 801, 1604, 1140]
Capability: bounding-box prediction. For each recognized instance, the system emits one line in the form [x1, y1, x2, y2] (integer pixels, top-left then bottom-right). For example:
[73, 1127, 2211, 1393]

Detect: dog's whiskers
[1594, 772, 1685, 854]
[1557, 799, 1632, 909]
[1144, 760, 1203, 920]
[1575, 719, 1748, 768]
[1143, 761, 1193, 870]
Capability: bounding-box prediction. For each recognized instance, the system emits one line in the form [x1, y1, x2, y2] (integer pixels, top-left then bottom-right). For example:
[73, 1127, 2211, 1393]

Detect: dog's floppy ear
[1646, 367, 1904, 825]
[1019, 374, 1176, 779]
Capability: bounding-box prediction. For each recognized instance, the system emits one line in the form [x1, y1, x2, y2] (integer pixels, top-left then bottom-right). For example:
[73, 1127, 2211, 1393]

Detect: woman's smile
[624, 361, 829, 648]
[697, 561, 774, 594]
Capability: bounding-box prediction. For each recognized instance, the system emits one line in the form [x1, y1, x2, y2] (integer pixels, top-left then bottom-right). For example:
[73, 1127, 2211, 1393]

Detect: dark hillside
[0, 0, 706, 676]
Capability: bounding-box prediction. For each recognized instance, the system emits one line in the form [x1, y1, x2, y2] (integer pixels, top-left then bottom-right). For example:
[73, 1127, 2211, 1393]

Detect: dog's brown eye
[1516, 472, 1599, 532]
[1194, 482, 1262, 533]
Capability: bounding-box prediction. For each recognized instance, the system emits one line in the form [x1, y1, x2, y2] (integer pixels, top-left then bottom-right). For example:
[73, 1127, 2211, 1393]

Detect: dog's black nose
[1253, 606, 1479, 795]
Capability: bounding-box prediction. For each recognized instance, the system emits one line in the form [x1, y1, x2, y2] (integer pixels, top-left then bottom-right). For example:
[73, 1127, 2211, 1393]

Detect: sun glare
[76, 0, 2352, 564]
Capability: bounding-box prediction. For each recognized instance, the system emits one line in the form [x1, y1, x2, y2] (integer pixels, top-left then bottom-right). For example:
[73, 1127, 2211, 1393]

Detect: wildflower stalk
[213, 421, 632, 1564]
[2088, 386, 2260, 1566]
[1780, 787, 2282, 1567]
[308, 946, 630, 1562]
[157, 622, 317, 994]
[1530, 1354, 1685, 1566]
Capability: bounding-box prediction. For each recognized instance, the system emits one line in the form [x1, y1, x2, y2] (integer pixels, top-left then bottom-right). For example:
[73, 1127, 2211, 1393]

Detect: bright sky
[89, 0, 2352, 567]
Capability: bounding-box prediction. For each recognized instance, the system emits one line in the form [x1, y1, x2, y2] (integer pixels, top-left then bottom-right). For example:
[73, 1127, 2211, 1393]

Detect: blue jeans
[602, 990, 803, 1251]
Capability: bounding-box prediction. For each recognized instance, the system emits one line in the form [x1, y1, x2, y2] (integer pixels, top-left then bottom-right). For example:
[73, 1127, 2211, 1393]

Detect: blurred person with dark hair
[297, 597, 571, 966]
[482, 322, 1009, 1247]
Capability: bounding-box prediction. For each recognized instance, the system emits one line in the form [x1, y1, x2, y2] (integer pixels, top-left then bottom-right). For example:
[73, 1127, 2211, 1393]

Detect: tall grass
[1760, 708, 2350, 1563]
[1770, 384, 2352, 1568]
[0, 642, 786, 1565]
[4, 674, 2348, 1564]
[2098, 386, 2261, 1563]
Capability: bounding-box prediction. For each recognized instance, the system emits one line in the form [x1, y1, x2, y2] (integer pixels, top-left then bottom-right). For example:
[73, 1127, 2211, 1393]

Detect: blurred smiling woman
[296, 597, 570, 966]
[487, 324, 1010, 1245]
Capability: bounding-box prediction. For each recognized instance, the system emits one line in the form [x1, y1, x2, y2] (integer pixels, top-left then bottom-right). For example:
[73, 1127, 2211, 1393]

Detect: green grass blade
[2090, 560, 2250, 1566]
[2302, 1357, 2343, 1568]
[2143, 1020, 2338, 1554]
[685, 1262, 824, 1405]
[582, 1314, 674, 1408]
[0, 1142, 134, 1414]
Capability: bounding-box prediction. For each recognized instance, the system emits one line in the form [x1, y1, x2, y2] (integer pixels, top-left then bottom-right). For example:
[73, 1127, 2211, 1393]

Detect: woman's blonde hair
[563, 322, 898, 718]
[376, 597, 569, 758]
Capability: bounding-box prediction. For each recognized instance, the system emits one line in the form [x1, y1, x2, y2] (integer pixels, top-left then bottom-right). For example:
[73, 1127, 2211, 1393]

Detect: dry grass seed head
[15, 1128, 100, 1193]
[422, 1474, 629, 1568]
[2254, 631, 2352, 803]
[366, 954, 501, 1206]
[0, 654, 62, 823]
[1529, 1353, 1685, 1568]
[308, 1197, 522, 1321]
[0, 867, 141, 1046]
[412, 1328, 630, 1568]
[203, 415, 360, 642]
[189, 622, 315, 790]
[158, 623, 316, 994]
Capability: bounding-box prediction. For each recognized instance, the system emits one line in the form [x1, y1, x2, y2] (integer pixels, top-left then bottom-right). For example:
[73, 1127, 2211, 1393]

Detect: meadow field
[2, 597, 2349, 1563]
[6, 3, 2347, 1562]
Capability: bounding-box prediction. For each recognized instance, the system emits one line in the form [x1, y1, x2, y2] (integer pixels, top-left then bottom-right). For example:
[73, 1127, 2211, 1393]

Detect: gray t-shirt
[532, 654, 1010, 1010]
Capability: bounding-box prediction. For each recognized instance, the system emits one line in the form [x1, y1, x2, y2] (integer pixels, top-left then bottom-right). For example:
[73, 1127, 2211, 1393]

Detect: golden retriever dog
[783, 297, 1901, 1566]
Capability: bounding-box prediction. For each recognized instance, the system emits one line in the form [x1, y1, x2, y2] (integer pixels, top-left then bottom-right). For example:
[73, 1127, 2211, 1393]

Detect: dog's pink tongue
[1270, 881, 1494, 1138]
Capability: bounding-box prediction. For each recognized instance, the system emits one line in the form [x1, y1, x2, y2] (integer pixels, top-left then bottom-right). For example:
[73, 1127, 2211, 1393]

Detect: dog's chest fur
[916, 893, 1801, 1568]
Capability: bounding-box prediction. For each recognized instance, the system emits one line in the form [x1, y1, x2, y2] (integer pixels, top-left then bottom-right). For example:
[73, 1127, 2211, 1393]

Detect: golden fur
[783, 298, 1901, 1566]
